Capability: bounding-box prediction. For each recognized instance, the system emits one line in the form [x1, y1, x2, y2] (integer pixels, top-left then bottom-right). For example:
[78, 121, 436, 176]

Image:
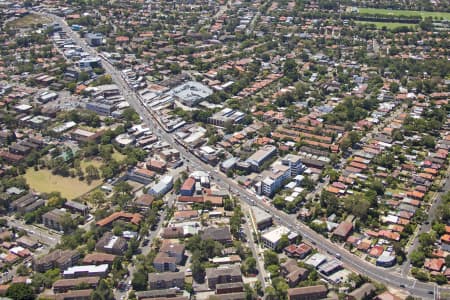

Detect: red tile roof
[181, 177, 196, 191]
[424, 258, 445, 272]
[96, 212, 143, 227]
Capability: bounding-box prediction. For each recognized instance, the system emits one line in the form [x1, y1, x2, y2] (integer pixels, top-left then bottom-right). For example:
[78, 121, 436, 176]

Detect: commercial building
[376, 251, 396, 267]
[78, 57, 102, 69]
[318, 259, 342, 276]
[259, 164, 291, 196]
[64, 200, 89, 217]
[220, 157, 240, 173]
[304, 253, 327, 269]
[147, 160, 167, 173]
[148, 175, 173, 196]
[261, 226, 298, 250]
[85, 33, 103, 46]
[251, 206, 272, 230]
[180, 177, 196, 196]
[246, 145, 277, 172]
[172, 81, 213, 107]
[10, 193, 45, 213]
[125, 167, 154, 185]
[281, 154, 306, 176]
[85, 102, 114, 116]
[208, 108, 245, 127]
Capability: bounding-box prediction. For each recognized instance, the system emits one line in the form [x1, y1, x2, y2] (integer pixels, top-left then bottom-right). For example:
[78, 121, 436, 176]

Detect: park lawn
[358, 8, 450, 20]
[112, 150, 126, 162]
[6, 13, 51, 28]
[24, 168, 102, 200]
[356, 21, 417, 29]
[80, 159, 103, 171]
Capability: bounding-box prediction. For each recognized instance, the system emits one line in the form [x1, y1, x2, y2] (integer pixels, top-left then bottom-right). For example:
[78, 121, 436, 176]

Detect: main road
[44, 12, 448, 300]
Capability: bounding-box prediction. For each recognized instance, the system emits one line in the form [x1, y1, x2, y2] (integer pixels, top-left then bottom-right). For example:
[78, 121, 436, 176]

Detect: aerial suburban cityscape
[0, 0, 449, 299]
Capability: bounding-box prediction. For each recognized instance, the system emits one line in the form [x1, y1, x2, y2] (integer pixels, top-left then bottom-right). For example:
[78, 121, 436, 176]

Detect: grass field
[80, 159, 103, 171]
[358, 8, 450, 20]
[112, 150, 126, 162]
[24, 168, 102, 200]
[356, 21, 417, 29]
[6, 13, 51, 28]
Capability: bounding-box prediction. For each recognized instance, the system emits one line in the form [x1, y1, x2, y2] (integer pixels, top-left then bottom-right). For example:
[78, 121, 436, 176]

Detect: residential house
[287, 285, 328, 300]
[62, 264, 109, 279]
[345, 283, 376, 300]
[206, 265, 242, 290]
[46, 289, 93, 300]
[43, 209, 75, 232]
[216, 282, 244, 294]
[53, 277, 100, 293]
[96, 211, 143, 228]
[148, 272, 185, 290]
[82, 253, 116, 266]
[281, 259, 309, 287]
[201, 227, 232, 245]
[283, 243, 312, 259]
[95, 232, 128, 255]
[34, 250, 80, 273]
[333, 221, 353, 241]
[441, 234, 450, 252]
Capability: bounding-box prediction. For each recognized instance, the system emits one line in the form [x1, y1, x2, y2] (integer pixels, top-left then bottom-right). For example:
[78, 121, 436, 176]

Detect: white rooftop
[262, 226, 290, 244]
[63, 264, 109, 276]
